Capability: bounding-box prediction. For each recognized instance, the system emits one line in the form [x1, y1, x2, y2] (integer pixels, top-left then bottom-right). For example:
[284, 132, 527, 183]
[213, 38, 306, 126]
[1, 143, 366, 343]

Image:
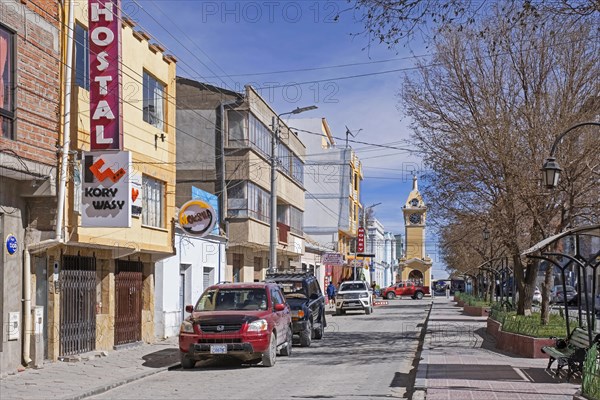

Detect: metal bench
[541, 327, 592, 382]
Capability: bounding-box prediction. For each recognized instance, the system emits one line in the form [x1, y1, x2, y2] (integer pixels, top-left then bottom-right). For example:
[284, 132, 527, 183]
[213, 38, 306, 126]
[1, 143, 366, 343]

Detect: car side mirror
[310, 293, 319, 300]
[274, 303, 286, 312]
[185, 305, 194, 313]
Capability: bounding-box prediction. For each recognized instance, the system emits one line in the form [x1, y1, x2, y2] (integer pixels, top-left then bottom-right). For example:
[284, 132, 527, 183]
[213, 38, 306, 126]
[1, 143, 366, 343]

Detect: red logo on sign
[357, 227, 365, 253]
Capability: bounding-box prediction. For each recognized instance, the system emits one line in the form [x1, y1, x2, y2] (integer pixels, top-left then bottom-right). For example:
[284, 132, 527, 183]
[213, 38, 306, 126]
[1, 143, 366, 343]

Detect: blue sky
[123, 0, 447, 278]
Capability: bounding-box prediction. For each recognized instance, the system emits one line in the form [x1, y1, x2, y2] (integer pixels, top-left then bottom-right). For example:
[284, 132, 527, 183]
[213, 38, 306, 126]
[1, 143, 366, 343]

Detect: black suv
[266, 272, 326, 347]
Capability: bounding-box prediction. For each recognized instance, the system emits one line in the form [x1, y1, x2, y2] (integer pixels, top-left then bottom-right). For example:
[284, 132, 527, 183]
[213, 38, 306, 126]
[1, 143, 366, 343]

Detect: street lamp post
[541, 121, 600, 189]
[269, 106, 318, 274]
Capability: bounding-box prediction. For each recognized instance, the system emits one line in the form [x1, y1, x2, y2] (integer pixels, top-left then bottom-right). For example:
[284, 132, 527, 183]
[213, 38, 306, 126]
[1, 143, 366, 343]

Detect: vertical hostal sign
[89, 0, 122, 150]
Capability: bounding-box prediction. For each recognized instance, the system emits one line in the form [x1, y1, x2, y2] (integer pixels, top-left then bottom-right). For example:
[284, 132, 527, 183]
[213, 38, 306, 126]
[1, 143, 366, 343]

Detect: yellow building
[341, 150, 364, 277]
[398, 176, 432, 288]
[33, 4, 177, 361]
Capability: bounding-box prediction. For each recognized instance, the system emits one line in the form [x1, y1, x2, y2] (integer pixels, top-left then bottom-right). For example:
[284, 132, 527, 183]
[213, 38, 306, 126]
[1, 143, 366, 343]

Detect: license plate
[210, 344, 227, 354]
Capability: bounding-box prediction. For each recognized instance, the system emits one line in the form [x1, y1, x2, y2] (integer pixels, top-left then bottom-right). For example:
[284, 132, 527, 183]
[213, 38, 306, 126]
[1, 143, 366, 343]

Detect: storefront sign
[81, 151, 131, 227]
[89, 0, 122, 150]
[178, 200, 217, 237]
[357, 227, 365, 253]
[322, 252, 344, 266]
[5, 234, 17, 255]
[191, 186, 219, 236]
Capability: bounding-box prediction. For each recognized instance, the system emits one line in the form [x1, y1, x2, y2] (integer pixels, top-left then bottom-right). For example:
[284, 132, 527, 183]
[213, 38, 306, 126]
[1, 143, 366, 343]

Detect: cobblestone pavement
[416, 298, 580, 400]
[0, 337, 179, 400]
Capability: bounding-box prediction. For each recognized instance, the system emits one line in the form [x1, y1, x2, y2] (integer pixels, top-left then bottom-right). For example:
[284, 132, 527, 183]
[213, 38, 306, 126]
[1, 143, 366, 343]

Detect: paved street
[0, 300, 430, 400]
[92, 301, 430, 399]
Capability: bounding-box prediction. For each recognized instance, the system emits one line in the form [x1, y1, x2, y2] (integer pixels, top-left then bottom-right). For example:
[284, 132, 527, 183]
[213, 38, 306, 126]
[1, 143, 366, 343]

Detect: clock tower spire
[398, 174, 432, 290]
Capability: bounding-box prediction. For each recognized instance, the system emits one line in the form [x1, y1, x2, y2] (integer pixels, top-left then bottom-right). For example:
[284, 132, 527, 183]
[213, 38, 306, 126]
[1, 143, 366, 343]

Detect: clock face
[410, 199, 419, 207]
[409, 213, 422, 224]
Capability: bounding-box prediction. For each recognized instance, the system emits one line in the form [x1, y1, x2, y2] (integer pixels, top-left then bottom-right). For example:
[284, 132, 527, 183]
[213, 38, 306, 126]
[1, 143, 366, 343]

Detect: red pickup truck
[382, 282, 430, 300]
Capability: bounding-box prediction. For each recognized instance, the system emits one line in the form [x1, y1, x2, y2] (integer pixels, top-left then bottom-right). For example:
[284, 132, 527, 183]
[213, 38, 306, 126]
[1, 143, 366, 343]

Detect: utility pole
[268, 106, 317, 274]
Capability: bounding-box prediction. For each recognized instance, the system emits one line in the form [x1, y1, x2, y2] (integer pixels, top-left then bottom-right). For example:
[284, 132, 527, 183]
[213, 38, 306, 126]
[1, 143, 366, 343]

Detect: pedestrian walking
[327, 281, 336, 305]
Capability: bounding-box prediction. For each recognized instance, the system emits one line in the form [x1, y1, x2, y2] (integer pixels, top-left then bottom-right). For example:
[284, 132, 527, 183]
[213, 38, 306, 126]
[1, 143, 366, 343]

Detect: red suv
[179, 282, 293, 368]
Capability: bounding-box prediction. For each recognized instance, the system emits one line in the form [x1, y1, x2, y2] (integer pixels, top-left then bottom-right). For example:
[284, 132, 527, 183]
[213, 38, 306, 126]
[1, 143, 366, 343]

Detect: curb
[62, 363, 180, 400]
[412, 301, 434, 400]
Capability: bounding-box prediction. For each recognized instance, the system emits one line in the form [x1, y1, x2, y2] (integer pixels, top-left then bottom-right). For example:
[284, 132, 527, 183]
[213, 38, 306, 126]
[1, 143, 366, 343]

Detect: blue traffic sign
[6, 235, 18, 255]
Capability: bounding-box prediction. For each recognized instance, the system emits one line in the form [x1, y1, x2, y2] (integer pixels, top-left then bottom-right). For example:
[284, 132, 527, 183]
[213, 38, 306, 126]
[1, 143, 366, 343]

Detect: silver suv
[335, 281, 373, 315]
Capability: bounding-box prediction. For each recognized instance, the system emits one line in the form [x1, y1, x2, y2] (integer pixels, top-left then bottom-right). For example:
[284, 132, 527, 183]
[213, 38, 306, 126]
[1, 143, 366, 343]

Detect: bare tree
[348, 0, 600, 48]
[401, 8, 600, 315]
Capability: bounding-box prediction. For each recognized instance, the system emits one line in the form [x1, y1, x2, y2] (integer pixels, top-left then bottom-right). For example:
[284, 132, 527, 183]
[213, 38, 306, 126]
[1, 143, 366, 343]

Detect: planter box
[457, 300, 465, 307]
[487, 318, 501, 338]
[464, 305, 490, 317]
[487, 317, 555, 358]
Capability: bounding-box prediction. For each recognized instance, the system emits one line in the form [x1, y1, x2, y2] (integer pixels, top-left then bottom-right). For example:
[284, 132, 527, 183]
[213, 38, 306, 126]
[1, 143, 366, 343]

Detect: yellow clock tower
[398, 176, 432, 288]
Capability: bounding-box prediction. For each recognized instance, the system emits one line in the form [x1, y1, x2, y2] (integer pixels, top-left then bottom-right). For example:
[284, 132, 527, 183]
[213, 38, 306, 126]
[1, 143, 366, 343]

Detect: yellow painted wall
[405, 227, 425, 259]
[68, 9, 176, 255]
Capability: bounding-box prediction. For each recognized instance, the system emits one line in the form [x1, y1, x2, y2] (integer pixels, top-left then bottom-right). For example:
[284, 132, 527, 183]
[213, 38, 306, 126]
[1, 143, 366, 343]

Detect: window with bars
[0, 25, 14, 140]
[142, 175, 165, 228]
[143, 71, 166, 131]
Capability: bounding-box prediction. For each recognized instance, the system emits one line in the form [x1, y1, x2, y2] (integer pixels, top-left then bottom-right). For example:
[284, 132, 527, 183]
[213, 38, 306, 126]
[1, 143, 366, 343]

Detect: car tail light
[292, 310, 305, 320]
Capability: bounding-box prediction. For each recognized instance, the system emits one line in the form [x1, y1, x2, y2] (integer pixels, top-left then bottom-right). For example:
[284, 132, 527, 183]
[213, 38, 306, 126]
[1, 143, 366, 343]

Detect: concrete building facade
[175, 80, 306, 281]
[366, 218, 385, 287]
[292, 118, 364, 286]
[154, 230, 225, 338]
[10, 2, 179, 366]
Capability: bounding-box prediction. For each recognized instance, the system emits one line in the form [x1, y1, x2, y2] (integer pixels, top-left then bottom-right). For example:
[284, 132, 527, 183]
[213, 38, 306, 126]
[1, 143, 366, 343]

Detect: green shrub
[489, 309, 576, 338]
[582, 344, 600, 400]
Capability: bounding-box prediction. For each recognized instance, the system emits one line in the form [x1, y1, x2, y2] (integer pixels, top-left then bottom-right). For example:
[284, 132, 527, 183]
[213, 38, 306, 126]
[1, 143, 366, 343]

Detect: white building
[383, 232, 398, 287]
[367, 218, 386, 287]
[154, 230, 226, 338]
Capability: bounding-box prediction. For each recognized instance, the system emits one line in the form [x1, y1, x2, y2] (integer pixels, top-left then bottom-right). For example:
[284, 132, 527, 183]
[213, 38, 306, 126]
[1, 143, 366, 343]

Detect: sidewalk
[414, 298, 580, 400]
[0, 337, 180, 400]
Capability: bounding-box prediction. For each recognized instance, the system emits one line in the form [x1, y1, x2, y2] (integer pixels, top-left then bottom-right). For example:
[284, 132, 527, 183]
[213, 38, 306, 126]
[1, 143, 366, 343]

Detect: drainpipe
[55, 0, 75, 241]
[23, 0, 73, 365]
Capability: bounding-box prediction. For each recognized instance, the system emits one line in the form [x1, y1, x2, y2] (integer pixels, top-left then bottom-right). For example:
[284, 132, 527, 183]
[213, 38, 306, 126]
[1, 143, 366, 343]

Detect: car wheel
[365, 306, 372, 315]
[180, 353, 196, 369]
[300, 320, 312, 347]
[386, 292, 396, 300]
[415, 291, 424, 300]
[314, 314, 324, 340]
[262, 332, 277, 367]
[280, 327, 292, 356]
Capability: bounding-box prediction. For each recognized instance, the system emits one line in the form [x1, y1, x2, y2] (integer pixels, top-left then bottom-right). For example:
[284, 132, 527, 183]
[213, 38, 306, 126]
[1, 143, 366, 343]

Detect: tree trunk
[541, 263, 553, 325]
[516, 256, 539, 316]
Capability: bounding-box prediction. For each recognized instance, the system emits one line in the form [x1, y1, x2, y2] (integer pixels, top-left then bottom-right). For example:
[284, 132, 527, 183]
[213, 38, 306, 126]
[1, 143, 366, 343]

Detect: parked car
[550, 285, 577, 305]
[266, 272, 326, 347]
[573, 291, 600, 315]
[336, 280, 373, 315]
[532, 287, 542, 304]
[179, 282, 292, 368]
[382, 281, 430, 300]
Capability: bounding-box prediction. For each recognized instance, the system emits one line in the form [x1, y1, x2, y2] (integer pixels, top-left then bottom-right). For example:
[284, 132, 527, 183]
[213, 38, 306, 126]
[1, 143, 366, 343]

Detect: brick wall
[0, 0, 60, 168]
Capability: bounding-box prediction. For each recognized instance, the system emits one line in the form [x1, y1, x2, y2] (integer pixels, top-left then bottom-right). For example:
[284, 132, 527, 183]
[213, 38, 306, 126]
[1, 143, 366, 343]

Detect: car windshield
[278, 282, 307, 298]
[340, 282, 367, 291]
[194, 288, 268, 311]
